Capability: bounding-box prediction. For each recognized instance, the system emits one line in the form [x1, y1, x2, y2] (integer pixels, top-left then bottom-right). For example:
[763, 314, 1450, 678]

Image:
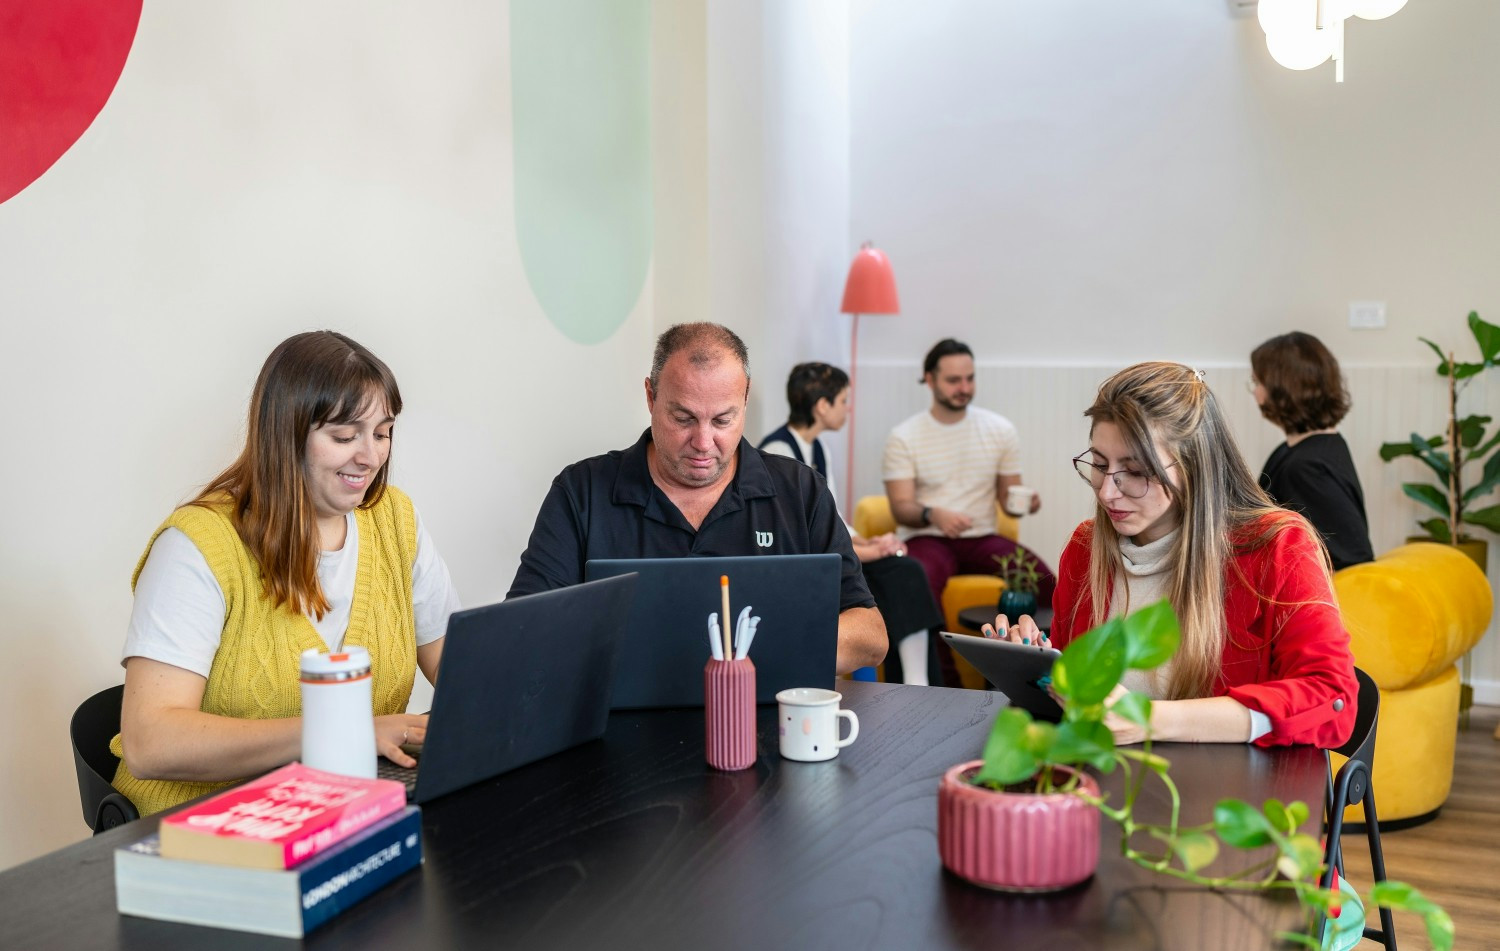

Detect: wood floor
[1338, 704, 1500, 950]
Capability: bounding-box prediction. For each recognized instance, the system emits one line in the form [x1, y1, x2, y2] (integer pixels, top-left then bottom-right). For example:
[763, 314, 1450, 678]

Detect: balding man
[507, 322, 886, 674]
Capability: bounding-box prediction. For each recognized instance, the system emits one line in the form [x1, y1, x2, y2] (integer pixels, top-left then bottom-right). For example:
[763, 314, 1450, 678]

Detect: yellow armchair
[1332, 542, 1492, 824]
[853, 496, 1020, 689]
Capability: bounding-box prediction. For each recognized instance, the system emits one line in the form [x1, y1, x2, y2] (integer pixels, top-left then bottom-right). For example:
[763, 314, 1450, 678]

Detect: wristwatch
[920, 506, 932, 527]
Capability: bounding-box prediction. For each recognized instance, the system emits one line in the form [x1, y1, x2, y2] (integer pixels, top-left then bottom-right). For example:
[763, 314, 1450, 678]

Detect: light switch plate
[1349, 301, 1386, 330]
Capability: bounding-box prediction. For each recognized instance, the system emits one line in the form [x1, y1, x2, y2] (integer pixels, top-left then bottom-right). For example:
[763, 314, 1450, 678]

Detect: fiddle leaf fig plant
[1380, 310, 1500, 542]
[968, 600, 1454, 950]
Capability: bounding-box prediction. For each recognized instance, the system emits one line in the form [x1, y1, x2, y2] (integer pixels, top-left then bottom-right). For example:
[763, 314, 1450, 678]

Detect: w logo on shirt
[754, 531, 774, 548]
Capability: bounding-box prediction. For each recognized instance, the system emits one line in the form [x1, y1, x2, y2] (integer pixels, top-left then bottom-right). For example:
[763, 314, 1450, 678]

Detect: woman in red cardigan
[987, 362, 1357, 749]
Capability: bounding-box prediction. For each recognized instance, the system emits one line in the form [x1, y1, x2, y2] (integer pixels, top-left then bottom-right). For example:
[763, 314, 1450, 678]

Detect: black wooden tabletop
[1, 681, 1326, 950]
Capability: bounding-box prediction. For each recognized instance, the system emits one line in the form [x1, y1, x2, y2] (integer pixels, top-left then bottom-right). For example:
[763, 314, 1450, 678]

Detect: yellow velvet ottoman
[1332, 542, 1492, 824]
[853, 496, 1019, 688]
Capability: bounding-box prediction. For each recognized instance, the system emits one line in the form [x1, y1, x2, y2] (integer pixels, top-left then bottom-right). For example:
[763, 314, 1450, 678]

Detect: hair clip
[1192, 368, 1206, 382]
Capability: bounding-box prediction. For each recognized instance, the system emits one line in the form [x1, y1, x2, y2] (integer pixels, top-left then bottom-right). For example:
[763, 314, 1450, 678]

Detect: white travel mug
[300, 646, 377, 779]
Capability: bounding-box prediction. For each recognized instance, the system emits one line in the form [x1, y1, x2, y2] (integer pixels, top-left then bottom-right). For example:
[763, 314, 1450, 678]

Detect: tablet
[941, 631, 1063, 723]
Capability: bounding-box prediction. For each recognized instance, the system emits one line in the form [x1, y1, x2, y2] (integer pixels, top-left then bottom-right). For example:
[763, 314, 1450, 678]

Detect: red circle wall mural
[0, 0, 143, 205]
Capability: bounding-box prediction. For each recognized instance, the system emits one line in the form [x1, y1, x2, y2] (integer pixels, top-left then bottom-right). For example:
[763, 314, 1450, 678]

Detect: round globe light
[1353, 0, 1408, 20]
[1258, 0, 1319, 35]
[1266, 28, 1335, 70]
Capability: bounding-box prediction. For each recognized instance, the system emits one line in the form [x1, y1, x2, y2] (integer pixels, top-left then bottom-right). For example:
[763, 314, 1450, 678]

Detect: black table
[1, 682, 1326, 950]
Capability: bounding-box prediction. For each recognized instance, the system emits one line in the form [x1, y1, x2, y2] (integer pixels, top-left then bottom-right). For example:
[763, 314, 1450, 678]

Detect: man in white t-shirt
[882, 339, 1057, 654]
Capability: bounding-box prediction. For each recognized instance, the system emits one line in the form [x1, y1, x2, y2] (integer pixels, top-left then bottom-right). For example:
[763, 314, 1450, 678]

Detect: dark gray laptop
[584, 554, 840, 708]
[379, 573, 637, 802]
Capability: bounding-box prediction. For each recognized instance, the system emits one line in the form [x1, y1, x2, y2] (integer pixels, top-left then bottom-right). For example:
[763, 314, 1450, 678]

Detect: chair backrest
[852, 495, 1019, 542]
[70, 685, 137, 831]
[1320, 667, 1396, 949]
[1334, 668, 1380, 765]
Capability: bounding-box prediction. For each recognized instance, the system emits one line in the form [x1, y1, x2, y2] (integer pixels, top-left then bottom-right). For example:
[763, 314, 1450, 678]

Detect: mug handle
[836, 709, 859, 749]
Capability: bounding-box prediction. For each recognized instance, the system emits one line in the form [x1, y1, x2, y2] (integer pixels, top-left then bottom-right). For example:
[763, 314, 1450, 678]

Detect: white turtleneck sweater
[1109, 527, 1268, 742]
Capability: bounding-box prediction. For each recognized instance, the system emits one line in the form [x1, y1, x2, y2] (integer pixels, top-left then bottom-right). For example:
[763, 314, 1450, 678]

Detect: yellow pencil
[720, 575, 733, 661]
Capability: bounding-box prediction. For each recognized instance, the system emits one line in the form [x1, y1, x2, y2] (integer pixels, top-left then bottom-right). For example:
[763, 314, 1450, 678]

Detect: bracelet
[920, 506, 932, 526]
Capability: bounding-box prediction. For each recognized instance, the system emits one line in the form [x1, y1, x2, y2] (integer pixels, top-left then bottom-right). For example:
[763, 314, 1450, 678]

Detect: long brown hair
[193, 331, 402, 618]
[1078, 362, 1312, 699]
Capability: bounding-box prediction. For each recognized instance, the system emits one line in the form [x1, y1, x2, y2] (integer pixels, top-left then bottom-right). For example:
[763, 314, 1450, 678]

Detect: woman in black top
[1250, 332, 1374, 570]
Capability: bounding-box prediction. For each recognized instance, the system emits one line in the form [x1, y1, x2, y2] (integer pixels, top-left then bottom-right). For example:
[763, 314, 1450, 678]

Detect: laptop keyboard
[376, 756, 418, 799]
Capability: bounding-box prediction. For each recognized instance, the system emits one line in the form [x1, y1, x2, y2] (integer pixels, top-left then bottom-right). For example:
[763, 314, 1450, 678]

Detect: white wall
[0, 1, 667, 870]
[848, 0, 1500, 695]
[849, 0, 1500, 364]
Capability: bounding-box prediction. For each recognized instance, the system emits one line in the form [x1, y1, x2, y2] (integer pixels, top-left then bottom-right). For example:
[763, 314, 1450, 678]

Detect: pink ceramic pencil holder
[704, 657, 757, 771]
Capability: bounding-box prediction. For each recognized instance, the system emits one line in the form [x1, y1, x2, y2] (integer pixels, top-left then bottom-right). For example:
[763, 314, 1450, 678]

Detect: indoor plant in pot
[1379, 309, 1500, 572]
[991, 548, 1042, 620]
[937, 600, 1454, 948]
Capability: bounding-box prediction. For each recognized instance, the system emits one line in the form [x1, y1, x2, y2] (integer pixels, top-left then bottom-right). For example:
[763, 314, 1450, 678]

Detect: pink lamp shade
[840, 244, 900, 315]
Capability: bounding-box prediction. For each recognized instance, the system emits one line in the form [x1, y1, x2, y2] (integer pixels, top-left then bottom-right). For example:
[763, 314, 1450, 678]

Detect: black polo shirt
[507, 428, 875, 612]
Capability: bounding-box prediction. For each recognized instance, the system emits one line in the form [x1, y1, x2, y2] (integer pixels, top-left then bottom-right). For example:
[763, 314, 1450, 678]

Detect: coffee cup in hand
[776, 687, 859, 761]
[1004, 485, 1036, 517]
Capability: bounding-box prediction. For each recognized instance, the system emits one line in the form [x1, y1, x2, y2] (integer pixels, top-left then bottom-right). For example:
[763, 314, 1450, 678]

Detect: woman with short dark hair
[1250, 331, 1373, 570]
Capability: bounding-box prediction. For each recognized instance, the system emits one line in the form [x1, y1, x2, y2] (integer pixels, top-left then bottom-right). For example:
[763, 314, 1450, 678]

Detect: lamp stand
[846, 311, 861, 512]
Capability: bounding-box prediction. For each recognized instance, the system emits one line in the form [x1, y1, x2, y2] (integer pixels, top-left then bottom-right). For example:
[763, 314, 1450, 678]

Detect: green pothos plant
[970, 600, 1454, 949]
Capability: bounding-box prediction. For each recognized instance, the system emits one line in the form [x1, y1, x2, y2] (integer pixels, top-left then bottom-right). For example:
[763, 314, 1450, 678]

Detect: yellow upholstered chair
[853, 496, 1021, 689]
[1331, 542, 1492, 824]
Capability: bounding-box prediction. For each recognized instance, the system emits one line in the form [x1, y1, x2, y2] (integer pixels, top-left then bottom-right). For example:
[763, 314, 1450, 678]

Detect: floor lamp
[839, 242, 900, 512]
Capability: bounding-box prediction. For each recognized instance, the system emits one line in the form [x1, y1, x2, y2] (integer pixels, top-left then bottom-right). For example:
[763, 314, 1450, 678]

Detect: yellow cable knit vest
[111, 486, 419, 816]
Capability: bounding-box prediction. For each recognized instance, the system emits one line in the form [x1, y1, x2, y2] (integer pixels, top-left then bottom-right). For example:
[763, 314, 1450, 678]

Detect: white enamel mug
[776, 687, 859, 762]
[1004, 485, 1036, 517]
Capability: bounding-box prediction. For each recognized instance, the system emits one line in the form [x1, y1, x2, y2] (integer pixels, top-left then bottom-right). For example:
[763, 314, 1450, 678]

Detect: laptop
[940, 631, 1063, 722]
[584, 554, 840, 708]
[377, 573, 637, 802]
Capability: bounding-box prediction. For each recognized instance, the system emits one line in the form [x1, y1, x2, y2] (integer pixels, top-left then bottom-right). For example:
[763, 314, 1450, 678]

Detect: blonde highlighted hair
[1077, 362, 1325, 699]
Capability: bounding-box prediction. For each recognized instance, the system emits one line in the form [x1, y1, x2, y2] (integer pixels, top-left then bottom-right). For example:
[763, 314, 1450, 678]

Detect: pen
[707, 614, 724, 661]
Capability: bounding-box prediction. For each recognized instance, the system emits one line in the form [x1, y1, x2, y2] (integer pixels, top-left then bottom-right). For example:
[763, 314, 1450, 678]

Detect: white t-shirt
[881, 406, 1021, 540]
[122, 508, 461, 678]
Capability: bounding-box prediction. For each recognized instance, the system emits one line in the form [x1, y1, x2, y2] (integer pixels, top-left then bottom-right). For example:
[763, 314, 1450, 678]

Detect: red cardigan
[1050, 517, 1357, 749]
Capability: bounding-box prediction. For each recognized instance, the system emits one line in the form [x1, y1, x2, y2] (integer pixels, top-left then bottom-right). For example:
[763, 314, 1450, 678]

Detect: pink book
[158, 763, 406, 870]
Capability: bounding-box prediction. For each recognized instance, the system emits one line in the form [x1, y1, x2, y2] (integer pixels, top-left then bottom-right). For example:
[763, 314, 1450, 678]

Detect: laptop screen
[585, 554, 840, 708]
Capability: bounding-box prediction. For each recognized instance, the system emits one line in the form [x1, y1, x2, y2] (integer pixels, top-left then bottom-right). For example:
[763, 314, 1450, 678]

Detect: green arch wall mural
[511, 0, 652, 346]
[0, 0, 142, 205]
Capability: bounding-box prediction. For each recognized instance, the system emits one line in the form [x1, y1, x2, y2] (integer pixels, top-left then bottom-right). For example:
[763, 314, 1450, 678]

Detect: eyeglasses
[1071, 452, 1174, 499]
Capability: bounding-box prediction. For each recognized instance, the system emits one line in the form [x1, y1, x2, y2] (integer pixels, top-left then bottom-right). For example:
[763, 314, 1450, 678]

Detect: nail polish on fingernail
[1038, 675, 1052, 687]
[1022, 637, 1030, 645]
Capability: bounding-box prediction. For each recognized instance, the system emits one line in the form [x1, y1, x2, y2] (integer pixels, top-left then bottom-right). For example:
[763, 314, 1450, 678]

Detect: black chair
[70, 685, 140, 834]
[1321, 667, 1395, 950]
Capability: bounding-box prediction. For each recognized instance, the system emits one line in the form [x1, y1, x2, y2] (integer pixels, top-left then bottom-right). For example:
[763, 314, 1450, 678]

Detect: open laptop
[378, 573, 637, 803]
[584, 554, 840, 708]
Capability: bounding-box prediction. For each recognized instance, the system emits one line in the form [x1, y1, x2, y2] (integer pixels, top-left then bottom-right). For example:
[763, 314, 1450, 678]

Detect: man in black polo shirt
[507, 322, 887, 674]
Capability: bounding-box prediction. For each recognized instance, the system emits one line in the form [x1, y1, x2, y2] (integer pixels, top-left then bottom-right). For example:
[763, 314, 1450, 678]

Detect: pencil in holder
[704, 657, 757, 771]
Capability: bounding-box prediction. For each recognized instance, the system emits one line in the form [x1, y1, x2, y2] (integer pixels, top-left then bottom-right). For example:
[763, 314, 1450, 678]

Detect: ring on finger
[402, 728, 409, 745]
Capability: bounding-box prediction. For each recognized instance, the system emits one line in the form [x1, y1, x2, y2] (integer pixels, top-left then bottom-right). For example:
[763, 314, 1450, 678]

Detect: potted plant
[1379, 310, 1500, 573]
[991, 548, 1042, 620]
[937, 600, 1454, 949]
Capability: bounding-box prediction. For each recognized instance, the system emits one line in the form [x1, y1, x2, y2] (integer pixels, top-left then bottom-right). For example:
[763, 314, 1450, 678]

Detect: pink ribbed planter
[705, 658, 757, 771]
[938, 761, 1100, 892]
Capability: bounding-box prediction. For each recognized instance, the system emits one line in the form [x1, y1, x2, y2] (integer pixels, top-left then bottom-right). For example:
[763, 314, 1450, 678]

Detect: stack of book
[115, 762, 420, 938]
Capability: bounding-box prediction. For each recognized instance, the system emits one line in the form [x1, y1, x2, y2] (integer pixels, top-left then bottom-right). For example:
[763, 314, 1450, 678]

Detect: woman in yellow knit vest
[112, 331, 460, 815]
